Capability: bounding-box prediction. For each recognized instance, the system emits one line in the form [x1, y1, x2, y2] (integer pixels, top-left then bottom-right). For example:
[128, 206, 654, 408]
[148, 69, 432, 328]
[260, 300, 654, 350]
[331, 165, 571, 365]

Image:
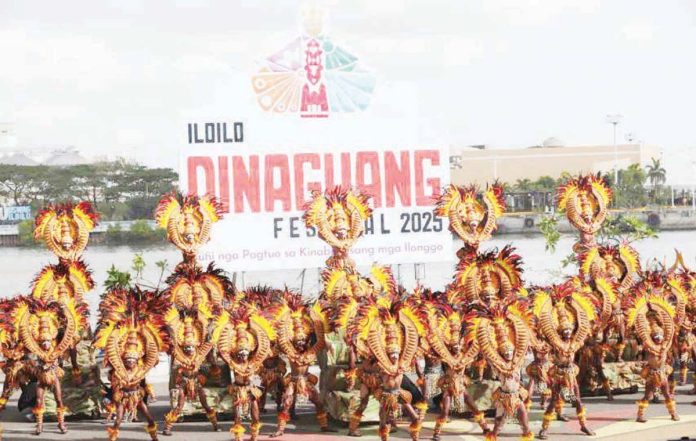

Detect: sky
[1, 0, 695, 181]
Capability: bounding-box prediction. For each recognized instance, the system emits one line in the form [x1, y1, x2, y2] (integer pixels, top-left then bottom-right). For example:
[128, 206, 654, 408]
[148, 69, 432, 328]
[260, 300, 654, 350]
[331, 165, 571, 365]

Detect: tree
[605, 163, 648, 208]
[645, 157, 666, 204]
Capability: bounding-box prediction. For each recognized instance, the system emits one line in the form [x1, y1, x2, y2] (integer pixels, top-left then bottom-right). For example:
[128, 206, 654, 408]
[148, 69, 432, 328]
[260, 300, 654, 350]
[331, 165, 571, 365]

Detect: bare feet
[671, 414, 680, 421]
[348, 430, 362, 437]
[58, 423, 68, 434]
[270, 431, 284, 438]
[636, 416, 647, 423]
[538, 429, 548, 439]
[556, 414, 570, 422]
[162, 428, 172, 436]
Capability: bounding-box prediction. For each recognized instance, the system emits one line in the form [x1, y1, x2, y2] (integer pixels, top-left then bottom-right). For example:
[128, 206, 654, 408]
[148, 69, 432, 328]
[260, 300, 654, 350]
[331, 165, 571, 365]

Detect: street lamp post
[606, 114, 623, 185]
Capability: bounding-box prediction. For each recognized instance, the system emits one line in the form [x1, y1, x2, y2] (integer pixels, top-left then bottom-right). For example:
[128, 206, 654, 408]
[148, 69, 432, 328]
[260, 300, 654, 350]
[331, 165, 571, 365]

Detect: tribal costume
[346, 295, 425, 441]
[465, 302, 535, 441]
[94, 287, 170, 441]
[162, 305, 228, 435]
[218, 306, 275, 441]
[534, 282, 596, 439]
[270, 290, 333, 437]
[626, 279, 680, 422]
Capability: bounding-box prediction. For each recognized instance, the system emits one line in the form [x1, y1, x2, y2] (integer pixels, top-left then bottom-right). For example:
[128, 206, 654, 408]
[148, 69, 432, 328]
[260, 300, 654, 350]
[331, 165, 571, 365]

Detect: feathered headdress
[556, 174, 611, 235]
[434, 183, 505, 247]
[94, 287, 170, 383]
[156, 192, 222, 256]
[303, 186, 372, 251]
[34, 201, 100, 260]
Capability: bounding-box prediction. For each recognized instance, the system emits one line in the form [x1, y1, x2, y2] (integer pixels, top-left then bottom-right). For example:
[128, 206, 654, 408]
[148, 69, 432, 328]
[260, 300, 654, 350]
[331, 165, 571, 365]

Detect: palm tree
[645, 157, 666, 204]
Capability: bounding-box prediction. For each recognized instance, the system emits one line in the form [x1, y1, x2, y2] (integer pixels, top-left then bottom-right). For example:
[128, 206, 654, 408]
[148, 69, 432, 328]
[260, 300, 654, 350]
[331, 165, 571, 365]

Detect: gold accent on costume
[435, 183, 505, 246]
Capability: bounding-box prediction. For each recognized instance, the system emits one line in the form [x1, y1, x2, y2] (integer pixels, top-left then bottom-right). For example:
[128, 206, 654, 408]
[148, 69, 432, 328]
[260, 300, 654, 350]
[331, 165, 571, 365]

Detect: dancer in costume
[12, 296, 85, 435]
[534, 282, 596, 439]
[218, 305, 275, 441]
[270, 290, 334, 437]
[422, 298, 489, 439]
[162, 305, 228, 435]
[556, 174, 610, 253]
[33, 201, 99, 383]
[467, 303, 535, 441]
[346, 295, 425, 441]
[94, 287, 170, 441]
[627, 279, 680, 422]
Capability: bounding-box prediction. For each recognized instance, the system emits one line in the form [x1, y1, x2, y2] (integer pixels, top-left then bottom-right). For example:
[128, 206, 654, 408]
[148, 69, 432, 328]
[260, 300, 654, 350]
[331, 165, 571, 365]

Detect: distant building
[43, 147, 90, 166]
[0, 153, 38, 166]
[450, 142, 662, 185]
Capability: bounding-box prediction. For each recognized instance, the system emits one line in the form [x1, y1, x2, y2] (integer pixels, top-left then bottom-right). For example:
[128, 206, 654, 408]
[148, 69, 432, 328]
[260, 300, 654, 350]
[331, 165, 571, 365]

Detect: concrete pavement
[2, 383, 696, 440]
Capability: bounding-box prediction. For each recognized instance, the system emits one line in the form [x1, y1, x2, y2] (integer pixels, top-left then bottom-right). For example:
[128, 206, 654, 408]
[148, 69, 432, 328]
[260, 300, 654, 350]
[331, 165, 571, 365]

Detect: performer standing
[218, 306, 275, 441]
[534, 282, 596, 439]
[94, 287, 170, 441]
[626, 282, 680, 422]
[270, 290, 334, 437]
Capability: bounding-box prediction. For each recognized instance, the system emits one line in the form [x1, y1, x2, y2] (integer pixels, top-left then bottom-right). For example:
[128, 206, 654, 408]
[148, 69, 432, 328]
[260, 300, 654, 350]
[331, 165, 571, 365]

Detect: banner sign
[180, 125, 451, 271]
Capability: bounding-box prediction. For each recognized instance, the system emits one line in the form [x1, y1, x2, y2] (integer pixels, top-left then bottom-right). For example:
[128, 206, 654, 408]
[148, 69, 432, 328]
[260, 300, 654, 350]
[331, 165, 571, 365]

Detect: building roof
[43, 148, 90, 166]
[0, 153, 38, 166]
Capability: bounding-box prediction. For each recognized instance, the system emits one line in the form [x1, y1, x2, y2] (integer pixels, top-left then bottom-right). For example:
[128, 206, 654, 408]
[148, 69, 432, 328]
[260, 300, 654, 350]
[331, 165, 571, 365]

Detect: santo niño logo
[251, 5, 375, 118]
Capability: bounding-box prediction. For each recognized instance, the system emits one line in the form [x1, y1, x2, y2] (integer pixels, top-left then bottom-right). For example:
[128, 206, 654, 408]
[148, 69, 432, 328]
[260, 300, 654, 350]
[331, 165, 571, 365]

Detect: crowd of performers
[1, 175, 696, 441]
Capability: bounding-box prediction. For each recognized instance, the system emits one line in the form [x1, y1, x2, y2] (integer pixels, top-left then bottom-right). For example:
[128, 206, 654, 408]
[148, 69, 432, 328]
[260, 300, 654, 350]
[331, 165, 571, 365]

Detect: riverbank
[2, 207, 695, 247]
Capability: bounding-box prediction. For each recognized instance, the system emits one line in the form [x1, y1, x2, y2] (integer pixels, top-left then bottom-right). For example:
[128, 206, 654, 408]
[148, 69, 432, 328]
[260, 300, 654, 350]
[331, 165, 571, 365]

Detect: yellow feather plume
[94, 322, 115, 349]
[595, 278, 616, 304]
[156, 197, 179, 228]
[571, 293, 597, 321]
[400, 307, 425, 337]
[580, 247, 598, 276]
[250, 313, 276, 341]
[532, 292, 550, 318]
[347, 191, 370, 220]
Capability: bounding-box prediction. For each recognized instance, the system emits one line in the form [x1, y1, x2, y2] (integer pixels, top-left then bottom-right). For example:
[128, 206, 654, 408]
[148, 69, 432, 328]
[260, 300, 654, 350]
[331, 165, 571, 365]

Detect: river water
[1, 231, 695, 324]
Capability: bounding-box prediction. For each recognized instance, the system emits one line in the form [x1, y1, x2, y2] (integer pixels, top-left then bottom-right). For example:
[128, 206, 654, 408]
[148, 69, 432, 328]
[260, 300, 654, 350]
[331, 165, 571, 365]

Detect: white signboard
[179, 124, 451, 271]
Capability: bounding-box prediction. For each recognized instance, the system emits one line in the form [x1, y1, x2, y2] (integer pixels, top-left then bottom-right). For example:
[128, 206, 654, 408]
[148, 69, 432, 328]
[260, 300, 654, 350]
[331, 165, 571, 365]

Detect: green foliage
[104, 264, 132, 291]
[132, 252, 146, 279]
[105, 223, 125, 243]
[0, 160, 178, 221]
[128, 220, 166, 243]
[599, 214, 657, 243]
[104, 254, 167, 292]
[604, 164, 648, 208]
[16, 219, 39, 246]
[538, 215, 560, 252]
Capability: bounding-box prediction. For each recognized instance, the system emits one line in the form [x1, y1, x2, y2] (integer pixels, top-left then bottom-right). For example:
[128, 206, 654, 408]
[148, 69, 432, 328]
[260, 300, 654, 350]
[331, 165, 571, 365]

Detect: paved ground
[2, 383, 696, 441]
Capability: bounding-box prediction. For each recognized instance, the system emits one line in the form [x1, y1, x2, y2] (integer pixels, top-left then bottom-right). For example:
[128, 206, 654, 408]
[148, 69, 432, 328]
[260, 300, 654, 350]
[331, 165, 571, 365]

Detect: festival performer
[33, 201, 99, 383]
[94, 287, 170, 441]
[156, 192, 222, 266]
[162, 304, 229, 435]
[12, 296, 85, 435]
[303, 186, 372, 271]
[423, 300, 489, 440]
[626, 278, 681, 422]
[451, 246, 524, 308]
[466, 303, 535, 441]
[578, 243, 641, 361]
[346, 295, 425, 441]
[434, 183, 505, 251]
[556, 174, 611, 253]
[269, 289, 333, 437]
[534, 282, 596, 439]
[0, 299, 26, 412]
[217, 305, 276, 441]
[241, 286, 287, 413]
[526, 346, 553, 409]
